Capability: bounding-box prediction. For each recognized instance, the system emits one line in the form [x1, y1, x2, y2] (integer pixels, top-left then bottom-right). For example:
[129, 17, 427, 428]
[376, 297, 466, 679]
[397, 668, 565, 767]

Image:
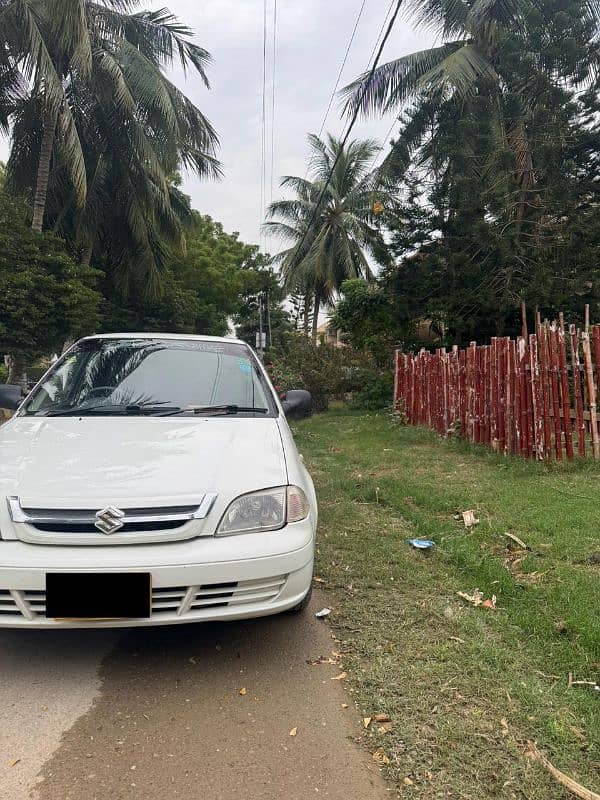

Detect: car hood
[0, 416, 288, 507]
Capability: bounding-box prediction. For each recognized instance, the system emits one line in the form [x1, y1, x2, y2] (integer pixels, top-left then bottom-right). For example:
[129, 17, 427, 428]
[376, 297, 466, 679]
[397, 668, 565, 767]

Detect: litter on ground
[462, 510, 480, 528]
[457, 589, 497, 609]
[408, 538, 435, 550]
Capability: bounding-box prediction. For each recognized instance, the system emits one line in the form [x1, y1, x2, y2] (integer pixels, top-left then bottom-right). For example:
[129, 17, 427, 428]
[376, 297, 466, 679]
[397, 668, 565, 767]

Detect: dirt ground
[1, 592, 390, 800]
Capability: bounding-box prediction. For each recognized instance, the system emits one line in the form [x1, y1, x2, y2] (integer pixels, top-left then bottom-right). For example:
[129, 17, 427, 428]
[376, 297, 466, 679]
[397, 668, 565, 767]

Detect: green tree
[343, 0, 600, 340]
[0, 191, 100, 385]
[98, 213, 272, 338]
[3, 2, 219, 292]
[233, 264, 292, 349]
[266, 134, 390, 338]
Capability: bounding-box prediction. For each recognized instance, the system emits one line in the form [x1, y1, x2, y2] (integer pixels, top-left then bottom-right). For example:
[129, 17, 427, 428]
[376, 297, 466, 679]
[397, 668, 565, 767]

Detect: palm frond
[47, 0, 92, 75]
[341, 41, 466, 116]
[421, 43, 498, 97]
[465, 0, 522, 31]
[403, 0, 470, 37]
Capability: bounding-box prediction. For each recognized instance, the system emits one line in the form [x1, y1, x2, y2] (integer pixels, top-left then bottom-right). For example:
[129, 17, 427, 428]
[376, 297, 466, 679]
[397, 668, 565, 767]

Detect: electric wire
[259, 0, 268, 252]
[366, 0, 396, 70]
[270, 0, 278, 207]
[315, 0, 368, 143]
[289, 0, 404, 267]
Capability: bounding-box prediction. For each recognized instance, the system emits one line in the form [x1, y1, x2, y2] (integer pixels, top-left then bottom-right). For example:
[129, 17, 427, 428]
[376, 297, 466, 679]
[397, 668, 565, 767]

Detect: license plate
[45, 573, 151, 619]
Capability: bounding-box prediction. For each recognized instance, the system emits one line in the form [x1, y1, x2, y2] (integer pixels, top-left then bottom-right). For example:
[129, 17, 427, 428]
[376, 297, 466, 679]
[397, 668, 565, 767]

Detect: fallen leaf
[372, 748, 390, 765]
[307, 656, 337, 665]
[403, 777, 414, 786]
[331, 672, 347, 681]
[313, 576, 325, 584]
[373, 713, 391, 723]
[500, 718, 509, 734]
[457, 589, 484, 607]
[289, 727, 298, 737]
[239, 688, 247, 696]
[378, 722, 394, 734]
[341, 703, 349, 709]
[9, 759, 20, 767]
[363, 717, 372, 729]
[554, 621, 568, 634]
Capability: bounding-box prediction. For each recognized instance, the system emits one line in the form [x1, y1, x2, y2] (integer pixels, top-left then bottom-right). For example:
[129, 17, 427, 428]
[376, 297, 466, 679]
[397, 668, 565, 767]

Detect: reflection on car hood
[0, 417, 287, 507]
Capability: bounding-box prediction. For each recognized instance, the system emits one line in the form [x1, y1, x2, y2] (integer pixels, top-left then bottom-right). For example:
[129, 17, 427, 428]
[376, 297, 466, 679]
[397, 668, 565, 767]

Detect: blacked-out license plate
[45, 573, 152, 619]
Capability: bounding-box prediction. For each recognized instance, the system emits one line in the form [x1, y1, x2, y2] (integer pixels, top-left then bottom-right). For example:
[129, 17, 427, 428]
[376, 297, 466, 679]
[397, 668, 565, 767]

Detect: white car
[0, 334, 316, 628]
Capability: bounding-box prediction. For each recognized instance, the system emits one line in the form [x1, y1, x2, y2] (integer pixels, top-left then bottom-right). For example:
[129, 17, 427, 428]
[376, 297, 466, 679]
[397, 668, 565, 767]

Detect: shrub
[266, 334, 392, 412]
[349, 369, 394, 410]
[267, 335, 347, 412]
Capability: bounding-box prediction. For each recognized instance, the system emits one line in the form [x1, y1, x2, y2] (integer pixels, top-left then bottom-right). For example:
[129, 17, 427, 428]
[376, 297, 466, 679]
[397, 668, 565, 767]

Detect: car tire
[288, 585, 312, 614]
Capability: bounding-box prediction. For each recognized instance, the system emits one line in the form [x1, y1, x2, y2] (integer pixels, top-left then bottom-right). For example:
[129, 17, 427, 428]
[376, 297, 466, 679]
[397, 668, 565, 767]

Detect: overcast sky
[0, 0, 434, 253]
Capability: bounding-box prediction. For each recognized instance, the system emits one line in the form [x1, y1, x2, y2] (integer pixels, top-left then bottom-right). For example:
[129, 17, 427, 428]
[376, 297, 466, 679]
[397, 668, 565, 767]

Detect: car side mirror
[281, 389, 313, 420]
[0, 384, 23, 411]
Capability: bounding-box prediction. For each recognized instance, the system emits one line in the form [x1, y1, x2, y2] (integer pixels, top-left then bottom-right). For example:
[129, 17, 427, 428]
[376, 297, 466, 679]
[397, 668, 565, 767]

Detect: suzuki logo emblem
[95, 506, 125, 535]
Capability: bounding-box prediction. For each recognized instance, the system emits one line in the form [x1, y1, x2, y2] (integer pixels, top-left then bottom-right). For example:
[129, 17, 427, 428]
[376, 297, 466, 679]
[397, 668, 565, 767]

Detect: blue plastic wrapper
[408, 538, 435, 550]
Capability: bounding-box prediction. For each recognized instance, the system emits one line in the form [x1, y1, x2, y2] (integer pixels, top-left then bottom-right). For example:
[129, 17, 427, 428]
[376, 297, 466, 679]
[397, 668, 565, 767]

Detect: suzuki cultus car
[0, 334, 316, 627]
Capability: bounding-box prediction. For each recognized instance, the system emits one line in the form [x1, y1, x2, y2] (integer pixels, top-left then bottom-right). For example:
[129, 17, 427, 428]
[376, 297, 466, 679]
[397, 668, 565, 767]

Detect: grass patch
[294, 409, 600, 799]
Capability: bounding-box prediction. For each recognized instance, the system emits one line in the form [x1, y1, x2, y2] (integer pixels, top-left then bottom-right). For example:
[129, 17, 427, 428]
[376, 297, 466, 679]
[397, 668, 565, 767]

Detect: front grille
[22, 505, 200, 534]
[0, 576, 287, 622]
[0, 590, 19, 616]
[8, 495, 218, 545]
[31, 520, 189, 533]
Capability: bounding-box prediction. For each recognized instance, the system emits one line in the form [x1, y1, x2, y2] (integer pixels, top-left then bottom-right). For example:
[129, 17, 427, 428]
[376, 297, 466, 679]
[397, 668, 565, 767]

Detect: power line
[366, 0, 396, 70]
[315, 0, 368, 142]
[290, 0, 404, 266]
[259, 0, 268, 252]
[270, 0, 278, 207]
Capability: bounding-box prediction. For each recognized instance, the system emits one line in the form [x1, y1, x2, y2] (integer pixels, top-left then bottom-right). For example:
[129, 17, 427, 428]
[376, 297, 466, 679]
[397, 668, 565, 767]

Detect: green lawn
[294, 408, 600, 799]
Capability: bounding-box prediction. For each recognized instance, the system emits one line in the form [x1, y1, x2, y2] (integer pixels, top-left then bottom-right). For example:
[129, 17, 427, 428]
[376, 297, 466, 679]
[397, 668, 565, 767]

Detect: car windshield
[21, 338, 276, 417]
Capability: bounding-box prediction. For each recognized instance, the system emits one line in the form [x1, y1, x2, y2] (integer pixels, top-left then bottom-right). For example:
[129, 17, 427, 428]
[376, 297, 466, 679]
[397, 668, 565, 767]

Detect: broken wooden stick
[526, 742, 600, 800]
[568, 672, 598, 689]
[504, 532, 530, 550]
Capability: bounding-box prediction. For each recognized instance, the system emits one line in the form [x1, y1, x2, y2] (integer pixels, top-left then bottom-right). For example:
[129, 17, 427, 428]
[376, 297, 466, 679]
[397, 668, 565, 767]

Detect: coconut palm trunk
[31, 106, 58, 233]
[79, 239, 93, 267]
[303, 291, 311, 335]
[311, 293, 321, 340]
[7, 355, 28, 389]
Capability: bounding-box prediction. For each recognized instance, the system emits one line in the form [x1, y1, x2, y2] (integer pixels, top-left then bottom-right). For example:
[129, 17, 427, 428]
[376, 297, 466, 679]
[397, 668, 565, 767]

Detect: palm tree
[266, 134, 389, 338]
[2, 1, 219, 381]
[1, 0, 218, 237]
[341, 0, 600, 227]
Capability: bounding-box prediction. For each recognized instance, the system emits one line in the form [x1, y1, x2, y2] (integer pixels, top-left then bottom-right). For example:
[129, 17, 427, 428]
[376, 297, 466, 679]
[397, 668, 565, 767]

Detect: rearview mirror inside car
[282, 389, 313, 420]
[0, 384, 23, 411]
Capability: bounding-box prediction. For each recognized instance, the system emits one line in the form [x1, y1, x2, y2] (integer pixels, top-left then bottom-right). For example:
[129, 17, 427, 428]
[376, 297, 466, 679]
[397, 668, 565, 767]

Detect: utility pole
[258, 294, 264, 359]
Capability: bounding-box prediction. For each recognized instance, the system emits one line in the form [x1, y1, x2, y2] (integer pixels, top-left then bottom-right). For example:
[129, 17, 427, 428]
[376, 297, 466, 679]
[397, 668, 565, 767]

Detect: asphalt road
[1, 593, 390, 800]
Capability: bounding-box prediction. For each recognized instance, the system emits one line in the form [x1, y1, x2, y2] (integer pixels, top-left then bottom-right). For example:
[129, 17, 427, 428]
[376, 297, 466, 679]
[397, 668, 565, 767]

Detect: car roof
[79, 333, 249, 346]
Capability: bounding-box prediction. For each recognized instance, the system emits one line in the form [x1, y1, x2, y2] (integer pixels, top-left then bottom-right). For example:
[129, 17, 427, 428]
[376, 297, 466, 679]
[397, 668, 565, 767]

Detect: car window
[22, 338, 275, 416]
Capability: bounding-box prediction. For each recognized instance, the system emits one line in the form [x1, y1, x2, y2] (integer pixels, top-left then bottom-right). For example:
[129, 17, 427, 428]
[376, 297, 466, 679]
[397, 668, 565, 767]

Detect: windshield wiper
[43, 402, 181, 417]
[159, 404, 269, 417]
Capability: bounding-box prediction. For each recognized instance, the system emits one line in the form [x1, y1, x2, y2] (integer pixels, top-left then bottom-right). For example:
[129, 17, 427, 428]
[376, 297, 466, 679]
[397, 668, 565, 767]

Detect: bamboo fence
[393, 308, 600, 461]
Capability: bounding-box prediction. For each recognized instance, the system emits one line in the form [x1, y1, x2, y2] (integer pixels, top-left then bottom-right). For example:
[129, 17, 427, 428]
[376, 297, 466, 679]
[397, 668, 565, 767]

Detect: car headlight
[216, 485, 309, 536]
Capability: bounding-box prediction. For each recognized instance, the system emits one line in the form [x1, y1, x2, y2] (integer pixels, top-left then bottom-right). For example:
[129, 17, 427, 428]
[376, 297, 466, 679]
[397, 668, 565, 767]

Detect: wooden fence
[393, 309, 600, 461]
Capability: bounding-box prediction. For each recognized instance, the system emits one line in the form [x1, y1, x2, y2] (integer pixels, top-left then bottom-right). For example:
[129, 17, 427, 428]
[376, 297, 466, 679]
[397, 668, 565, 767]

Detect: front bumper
[0, 521, 314, 628]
